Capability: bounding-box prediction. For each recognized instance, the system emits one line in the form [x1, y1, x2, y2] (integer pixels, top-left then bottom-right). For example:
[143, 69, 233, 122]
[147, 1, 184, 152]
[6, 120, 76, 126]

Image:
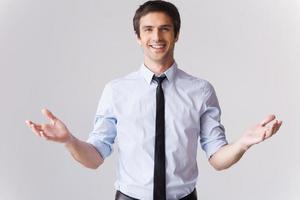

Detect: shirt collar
[140, 62, 178, 85]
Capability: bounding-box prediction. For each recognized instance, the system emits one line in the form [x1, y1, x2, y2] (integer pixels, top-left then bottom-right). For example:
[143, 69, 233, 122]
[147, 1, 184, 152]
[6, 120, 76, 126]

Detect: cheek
[137, 35, 145, 45]
[165, 35, 176, 43]
[166, 39, 176, 47]
[139, 38, 148, 46]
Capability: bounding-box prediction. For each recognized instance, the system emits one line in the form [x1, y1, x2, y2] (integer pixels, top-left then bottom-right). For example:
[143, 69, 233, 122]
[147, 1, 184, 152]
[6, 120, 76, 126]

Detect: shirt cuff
[86, 135, 112, 159]
[202, 137, 228, 159]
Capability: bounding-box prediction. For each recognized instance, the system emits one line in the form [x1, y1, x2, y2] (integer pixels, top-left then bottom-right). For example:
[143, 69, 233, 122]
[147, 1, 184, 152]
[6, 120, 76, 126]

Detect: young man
[26, 1, 282, 200]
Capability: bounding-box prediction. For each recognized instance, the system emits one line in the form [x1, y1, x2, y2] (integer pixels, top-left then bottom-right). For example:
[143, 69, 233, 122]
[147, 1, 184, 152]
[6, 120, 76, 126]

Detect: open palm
[241, 115, 282, 149]
[26, 108, 71, 143]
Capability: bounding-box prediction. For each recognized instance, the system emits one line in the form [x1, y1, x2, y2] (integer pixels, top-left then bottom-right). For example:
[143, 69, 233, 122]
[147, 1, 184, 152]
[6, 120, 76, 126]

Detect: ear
[174, 32, 180, 42]
[136, 33, 142, 46]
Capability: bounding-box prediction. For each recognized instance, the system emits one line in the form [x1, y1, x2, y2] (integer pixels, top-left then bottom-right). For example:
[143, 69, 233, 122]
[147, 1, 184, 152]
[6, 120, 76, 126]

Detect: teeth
[151, 44, 165, 49]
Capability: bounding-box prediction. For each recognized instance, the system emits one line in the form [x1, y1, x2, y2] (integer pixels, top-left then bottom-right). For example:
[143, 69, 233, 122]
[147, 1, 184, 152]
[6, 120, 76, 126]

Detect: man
[26, 1, 282, 200]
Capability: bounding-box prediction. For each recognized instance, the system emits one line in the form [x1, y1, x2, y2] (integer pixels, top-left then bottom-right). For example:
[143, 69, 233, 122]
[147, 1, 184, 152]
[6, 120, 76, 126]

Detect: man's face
[137, 12, 178, 66]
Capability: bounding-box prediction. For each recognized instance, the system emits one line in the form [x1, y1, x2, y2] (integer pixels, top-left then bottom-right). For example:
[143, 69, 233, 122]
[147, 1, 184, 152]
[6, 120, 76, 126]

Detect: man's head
[133, 1, 181, 39]
[133, 1, 181, 67]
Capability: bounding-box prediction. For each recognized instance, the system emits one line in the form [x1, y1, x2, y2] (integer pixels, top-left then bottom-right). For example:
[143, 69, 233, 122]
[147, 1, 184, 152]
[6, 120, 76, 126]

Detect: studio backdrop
[0, 0, 299, 199]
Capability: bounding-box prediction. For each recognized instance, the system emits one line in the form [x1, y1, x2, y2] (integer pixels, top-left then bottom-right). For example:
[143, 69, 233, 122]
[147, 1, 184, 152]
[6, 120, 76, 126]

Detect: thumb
[41, 108, 57, 124]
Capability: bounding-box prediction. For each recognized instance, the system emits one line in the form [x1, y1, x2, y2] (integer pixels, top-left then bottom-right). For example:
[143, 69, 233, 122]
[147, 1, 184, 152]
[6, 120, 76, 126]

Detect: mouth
[149, 43, 167, 51]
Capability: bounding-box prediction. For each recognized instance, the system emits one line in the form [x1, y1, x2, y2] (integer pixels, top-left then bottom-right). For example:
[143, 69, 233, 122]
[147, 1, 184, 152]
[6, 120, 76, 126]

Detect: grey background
[0, 0, 299, 199]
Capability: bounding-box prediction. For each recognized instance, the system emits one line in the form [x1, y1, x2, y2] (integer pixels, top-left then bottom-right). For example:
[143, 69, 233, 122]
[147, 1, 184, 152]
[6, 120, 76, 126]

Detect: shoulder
[176, 68, 215, 94]
[100, 69, 145, 100]
[105, 69, 140, 89]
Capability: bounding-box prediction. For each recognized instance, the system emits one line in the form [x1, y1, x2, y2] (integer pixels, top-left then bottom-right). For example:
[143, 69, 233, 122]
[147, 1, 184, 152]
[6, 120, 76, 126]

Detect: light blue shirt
[87, 62, 228, 200]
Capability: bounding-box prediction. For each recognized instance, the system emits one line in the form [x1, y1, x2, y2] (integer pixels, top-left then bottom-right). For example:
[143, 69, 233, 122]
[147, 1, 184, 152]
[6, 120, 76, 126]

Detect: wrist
[236, 138, 250, 152]
[65, 133, 76, 148]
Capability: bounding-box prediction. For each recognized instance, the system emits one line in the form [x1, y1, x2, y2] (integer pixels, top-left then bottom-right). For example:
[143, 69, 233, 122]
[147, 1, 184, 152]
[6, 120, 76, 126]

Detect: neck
[144, 58, 175, 75]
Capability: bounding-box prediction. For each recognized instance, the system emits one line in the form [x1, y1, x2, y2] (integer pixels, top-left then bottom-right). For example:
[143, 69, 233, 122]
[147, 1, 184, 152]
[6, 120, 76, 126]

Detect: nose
[152, 28, 162, 42]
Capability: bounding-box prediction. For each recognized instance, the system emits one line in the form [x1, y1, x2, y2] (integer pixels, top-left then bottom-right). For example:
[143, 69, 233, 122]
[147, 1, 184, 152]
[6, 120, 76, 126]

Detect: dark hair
[133, 0, 181, 38]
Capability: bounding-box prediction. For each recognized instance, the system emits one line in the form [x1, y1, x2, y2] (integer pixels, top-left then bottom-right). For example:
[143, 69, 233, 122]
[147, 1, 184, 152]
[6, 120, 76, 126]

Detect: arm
[26, 108, 103, 169]
[65, 134, 103, 169]
[209, 114, 282, 171]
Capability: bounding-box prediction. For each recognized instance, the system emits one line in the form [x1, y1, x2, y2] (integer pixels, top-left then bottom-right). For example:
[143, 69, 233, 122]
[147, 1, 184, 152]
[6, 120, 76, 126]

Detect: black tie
[153, 75, 167, 200]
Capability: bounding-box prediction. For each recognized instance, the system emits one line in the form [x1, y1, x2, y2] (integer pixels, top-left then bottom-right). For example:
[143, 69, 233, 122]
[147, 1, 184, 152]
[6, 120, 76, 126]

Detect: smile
[149, 43, 166, 50]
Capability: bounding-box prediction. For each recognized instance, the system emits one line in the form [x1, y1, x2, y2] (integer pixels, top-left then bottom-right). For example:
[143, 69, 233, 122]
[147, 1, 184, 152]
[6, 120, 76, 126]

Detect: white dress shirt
[87, 62, 228, 200]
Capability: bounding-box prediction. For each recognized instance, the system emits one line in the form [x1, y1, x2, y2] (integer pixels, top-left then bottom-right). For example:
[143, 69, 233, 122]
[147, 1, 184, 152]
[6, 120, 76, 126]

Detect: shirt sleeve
[199, 82, 228, 159]
[86, 83, 117, 160]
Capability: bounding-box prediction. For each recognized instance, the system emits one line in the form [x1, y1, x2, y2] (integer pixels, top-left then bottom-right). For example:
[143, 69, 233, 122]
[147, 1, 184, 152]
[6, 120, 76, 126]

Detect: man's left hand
[239, 114, 282, 150]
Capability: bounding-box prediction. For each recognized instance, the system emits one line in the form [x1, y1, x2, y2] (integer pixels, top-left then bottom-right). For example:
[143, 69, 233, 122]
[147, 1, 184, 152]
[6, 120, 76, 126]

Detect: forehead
[139, 12, 173, 27]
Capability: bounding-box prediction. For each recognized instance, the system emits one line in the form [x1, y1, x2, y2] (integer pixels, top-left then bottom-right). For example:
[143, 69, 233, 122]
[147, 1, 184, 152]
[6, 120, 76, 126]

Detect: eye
[144, 28, 152, 32]
[161, 27, 170, 32]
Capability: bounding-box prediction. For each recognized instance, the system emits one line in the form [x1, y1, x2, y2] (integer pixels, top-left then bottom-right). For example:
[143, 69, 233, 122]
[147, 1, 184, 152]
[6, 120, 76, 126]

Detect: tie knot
[153, 75, 166, 85]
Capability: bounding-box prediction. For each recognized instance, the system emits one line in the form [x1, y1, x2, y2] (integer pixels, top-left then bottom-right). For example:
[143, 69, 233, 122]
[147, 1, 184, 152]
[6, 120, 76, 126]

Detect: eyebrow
[141, 25, 173, 29]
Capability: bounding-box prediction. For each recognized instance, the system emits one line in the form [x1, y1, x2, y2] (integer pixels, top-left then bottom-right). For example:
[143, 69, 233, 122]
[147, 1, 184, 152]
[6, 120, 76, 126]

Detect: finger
[271, 119, 282, 133]
[265, 119, 280, 138]
[26, 120, 43, 131]
[260, 114, 276, 126]
[40, 124, 55, 138]
[273, 120, 283, 133]
[40, 131, 52, 140]
[278, 120, 283, 128]
[262, 131, 267, 141]
[25, 120, 35, 128]
[26, 120, 43, 128]
[41, 108, 57, 125]
[31, 123, 43, 137]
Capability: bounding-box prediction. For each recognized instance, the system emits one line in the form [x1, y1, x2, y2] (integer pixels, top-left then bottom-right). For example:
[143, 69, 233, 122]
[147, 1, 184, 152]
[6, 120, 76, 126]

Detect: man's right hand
[26, 108, 73, 144]
[26, 108, 103, 169]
